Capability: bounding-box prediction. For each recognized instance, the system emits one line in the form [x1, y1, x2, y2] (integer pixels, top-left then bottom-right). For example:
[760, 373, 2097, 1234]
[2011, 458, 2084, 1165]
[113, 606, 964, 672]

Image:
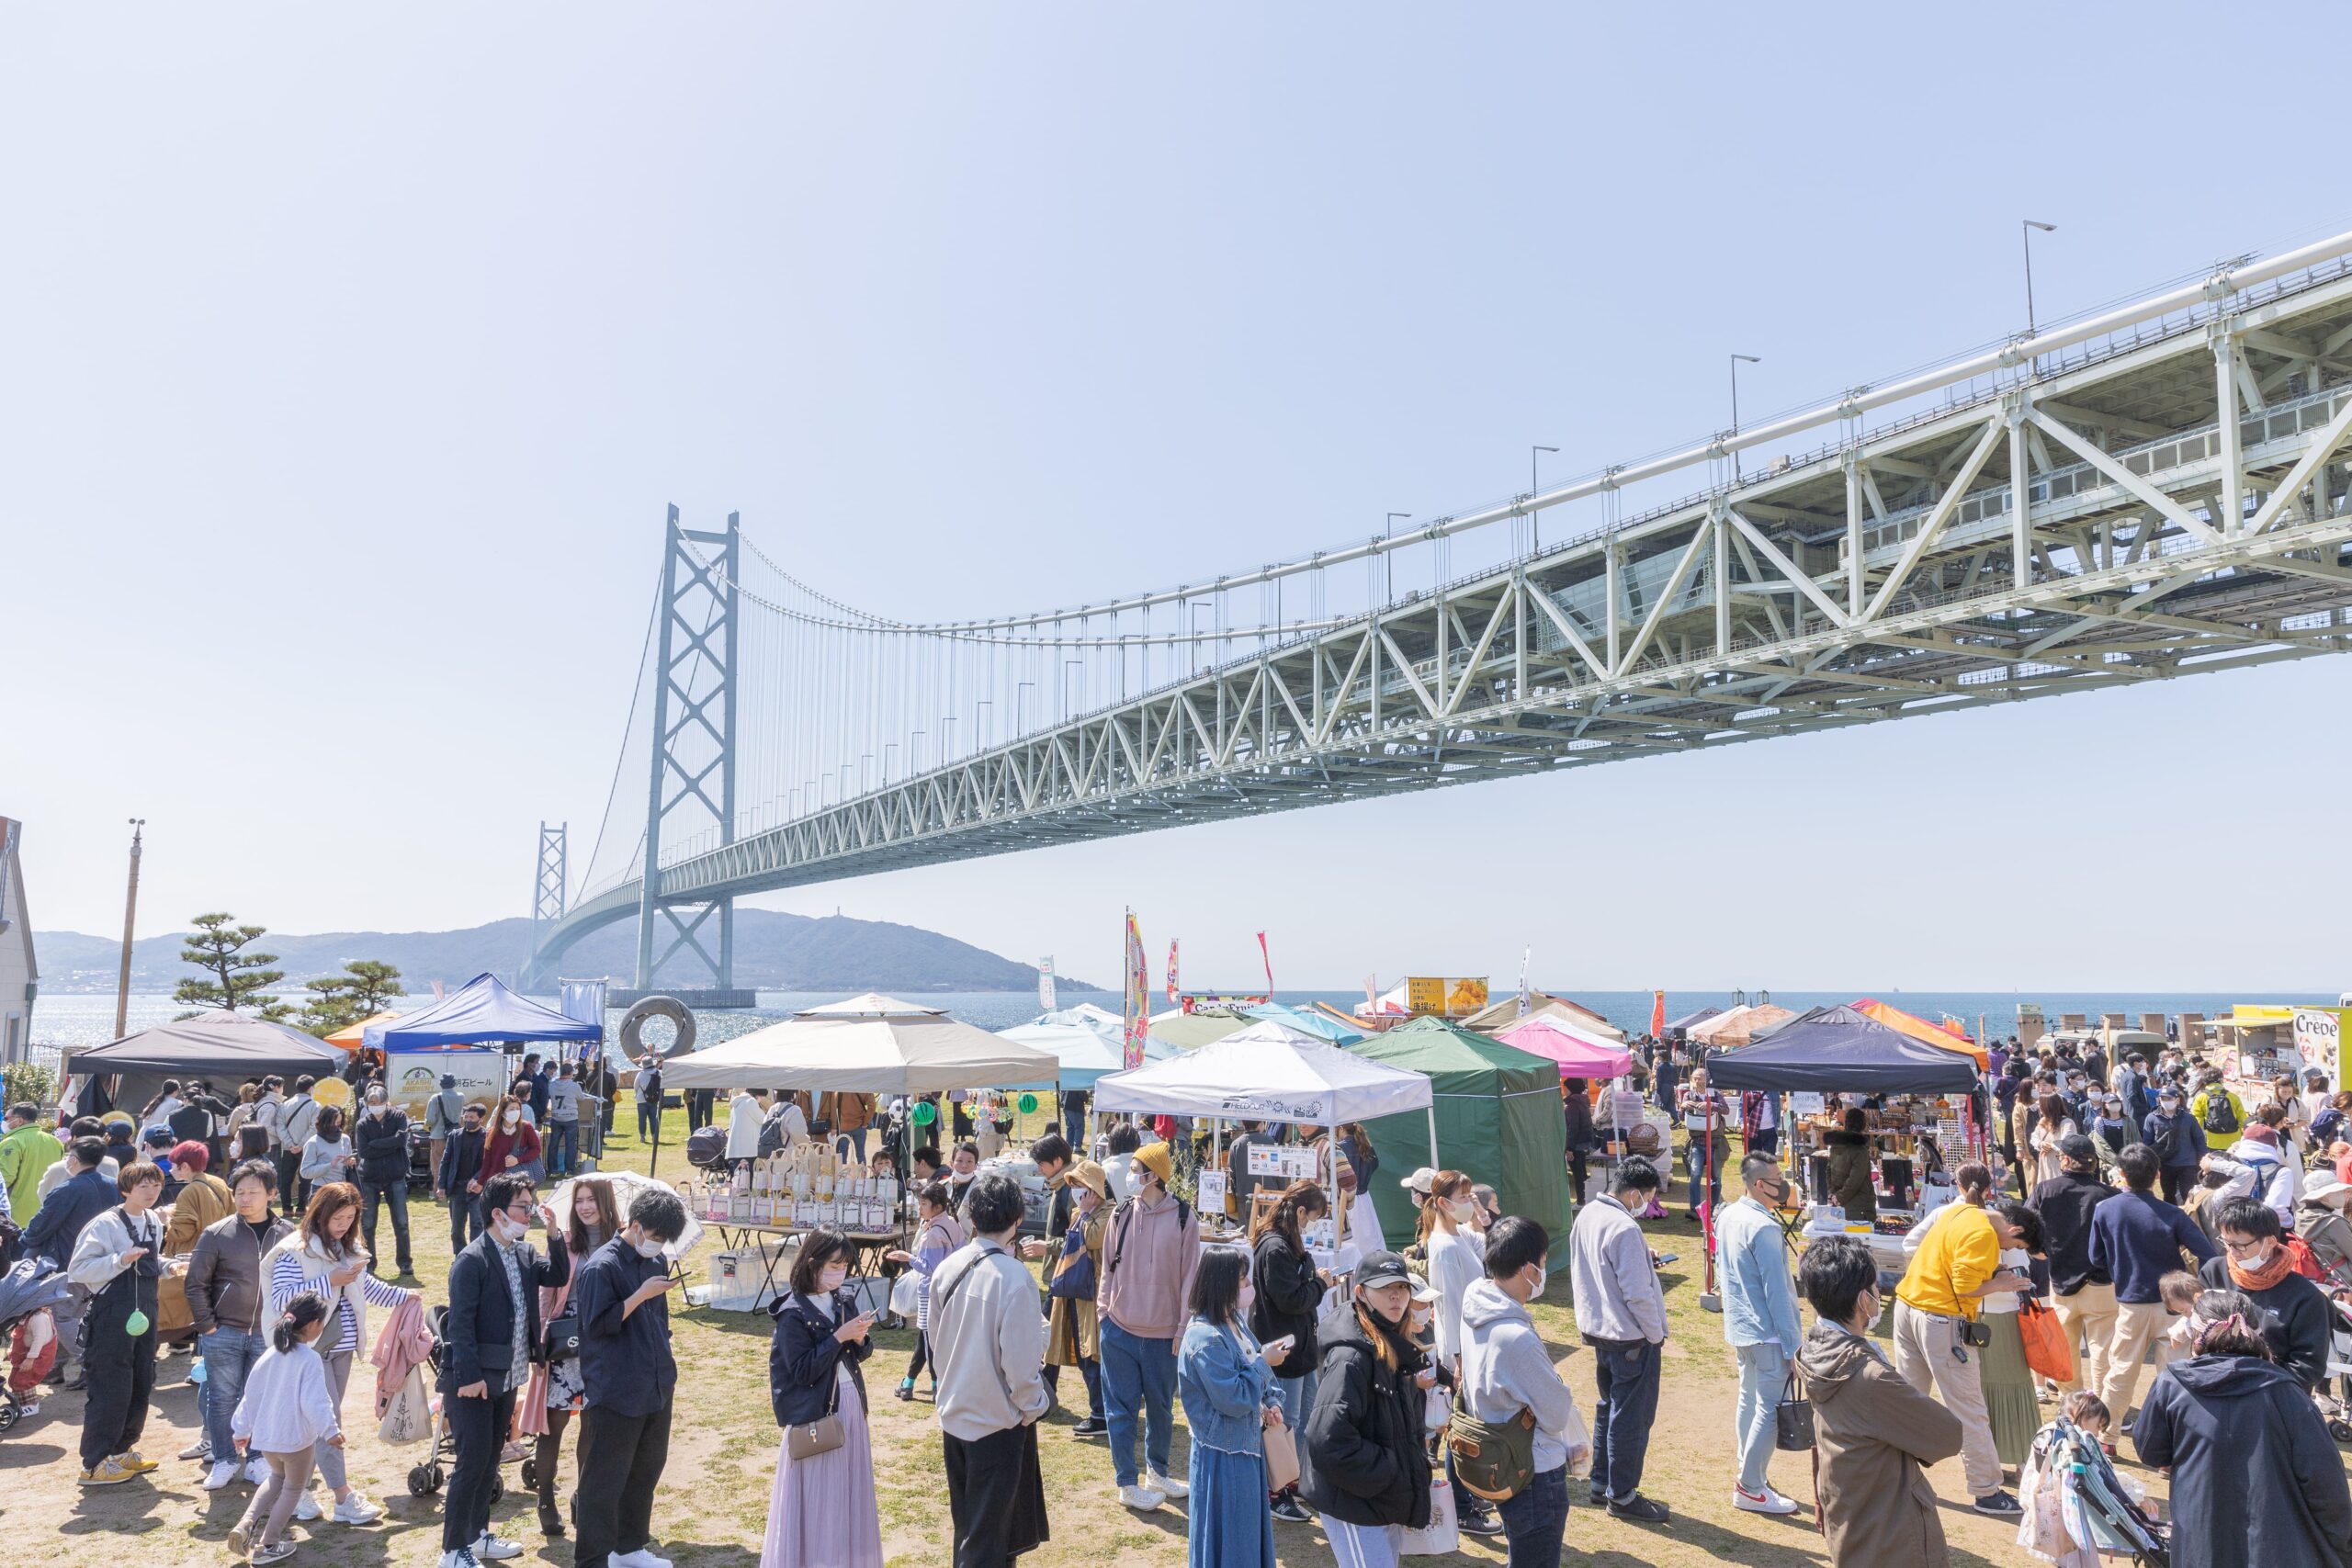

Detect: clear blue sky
[8, 5, 2349, 992]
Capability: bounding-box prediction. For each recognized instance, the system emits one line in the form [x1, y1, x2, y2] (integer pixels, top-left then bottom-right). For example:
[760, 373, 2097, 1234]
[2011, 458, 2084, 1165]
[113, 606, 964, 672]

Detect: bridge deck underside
[537, 264, 2352, 963]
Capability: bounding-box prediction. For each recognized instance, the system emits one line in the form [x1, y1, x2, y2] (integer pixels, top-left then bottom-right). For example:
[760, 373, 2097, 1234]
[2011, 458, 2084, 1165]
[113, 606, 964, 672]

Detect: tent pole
[1700, 1097, 1720, 1306]
[1426, 1102, 1440, 1172]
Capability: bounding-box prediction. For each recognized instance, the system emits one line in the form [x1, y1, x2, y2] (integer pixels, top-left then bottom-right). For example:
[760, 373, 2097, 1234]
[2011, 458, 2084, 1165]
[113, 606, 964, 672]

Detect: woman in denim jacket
[1177, 1247, 1286, 1568]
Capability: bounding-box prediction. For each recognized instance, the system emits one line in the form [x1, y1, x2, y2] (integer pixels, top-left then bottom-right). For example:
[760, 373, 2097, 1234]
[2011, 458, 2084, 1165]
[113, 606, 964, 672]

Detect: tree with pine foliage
[297, 959, 405, 1036]
[175, 912, 290, 1021]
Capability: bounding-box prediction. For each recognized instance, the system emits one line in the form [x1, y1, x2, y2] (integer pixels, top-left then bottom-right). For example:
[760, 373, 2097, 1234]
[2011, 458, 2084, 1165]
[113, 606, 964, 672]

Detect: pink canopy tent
[1495, 1015, 1633, 1079]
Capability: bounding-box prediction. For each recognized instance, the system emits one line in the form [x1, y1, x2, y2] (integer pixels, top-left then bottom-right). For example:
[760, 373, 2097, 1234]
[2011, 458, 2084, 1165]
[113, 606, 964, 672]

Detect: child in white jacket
[229, 1292, 343, 1563]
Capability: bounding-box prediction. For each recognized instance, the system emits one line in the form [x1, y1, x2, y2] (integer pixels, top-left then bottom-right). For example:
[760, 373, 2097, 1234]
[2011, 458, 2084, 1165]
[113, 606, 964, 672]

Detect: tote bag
[378, 1365, 433, 1447]
[2016, 1298, 2074, 1383]
[1262, 1420, 1300, 1493]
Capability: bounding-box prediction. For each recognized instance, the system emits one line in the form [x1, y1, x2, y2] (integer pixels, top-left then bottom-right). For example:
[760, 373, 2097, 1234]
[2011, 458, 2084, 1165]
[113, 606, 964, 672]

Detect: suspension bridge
[523, 228, 2352, 995]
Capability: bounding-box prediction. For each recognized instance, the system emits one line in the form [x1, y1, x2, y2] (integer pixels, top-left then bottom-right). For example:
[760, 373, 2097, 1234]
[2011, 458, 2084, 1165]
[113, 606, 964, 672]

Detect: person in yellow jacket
[1890, 1163, 2036, 1519]
[2188, 1073, 2245, 1151]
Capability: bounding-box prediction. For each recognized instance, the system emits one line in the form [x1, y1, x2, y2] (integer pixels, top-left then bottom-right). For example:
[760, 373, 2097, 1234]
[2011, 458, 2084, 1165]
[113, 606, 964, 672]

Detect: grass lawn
[13, 1098, 2240, 1566]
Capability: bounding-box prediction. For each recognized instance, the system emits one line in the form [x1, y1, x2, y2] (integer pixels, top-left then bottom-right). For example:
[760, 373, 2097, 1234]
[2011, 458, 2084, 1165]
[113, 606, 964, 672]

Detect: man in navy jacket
[2089, 1145, 2217, 1421]
[24, 1135, 117, 1385]
[439, 1172, 569, 1568]
[570, 1186, 685, 1568]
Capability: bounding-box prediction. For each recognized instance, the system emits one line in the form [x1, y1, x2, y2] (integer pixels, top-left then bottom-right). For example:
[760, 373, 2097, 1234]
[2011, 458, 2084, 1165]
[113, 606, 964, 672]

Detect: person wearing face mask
[1250, 1180, 1332, 1524]
[519, 1178, 623, 1539]
[1097, 1140, 1202, 1512]
[1177, 1247, 1285, 1568]
[481, 1094, 543, 1203]
[1795, 1235, 1964, 1568]
[2196, 1195, 2332, 1393]
[1460, 1217, 1590, 1568]
[1418, 1169, 1504, 1539]
[570, 1186, 687, 1568]
[762, 1228, 881, 1567]
[438, 1103, 490, 1248]
[350, 1083, 414, 1279]
[1716, 1153, 1804, 1516]
[1298, 1250, 1436, 1566]
[438, 1171, 570, 1568]
[1041, 1157, 1112, 1438]
[2143, 1083, 2209, 1204]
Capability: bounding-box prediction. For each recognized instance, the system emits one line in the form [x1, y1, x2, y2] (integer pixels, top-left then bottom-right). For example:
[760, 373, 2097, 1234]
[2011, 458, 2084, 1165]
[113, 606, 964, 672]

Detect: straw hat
[1068, 1159, 1110, 1201]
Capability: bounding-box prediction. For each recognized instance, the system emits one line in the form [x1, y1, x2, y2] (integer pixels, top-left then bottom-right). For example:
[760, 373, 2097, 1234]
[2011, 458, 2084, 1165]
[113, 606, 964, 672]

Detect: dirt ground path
[0, 1109, 2264, 1567]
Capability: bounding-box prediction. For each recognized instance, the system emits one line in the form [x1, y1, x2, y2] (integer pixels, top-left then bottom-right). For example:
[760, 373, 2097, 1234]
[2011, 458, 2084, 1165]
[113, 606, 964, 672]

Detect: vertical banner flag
[1257, 931, 1273, 994]
[1649, 989, 1666, 1038]
[559, 978, 608, 1038]
[1036, 957, 1057, 1013]
[1123, 910, 1149, 1070]
[1166, 941, 1180, 1004]
[1517, 947, 1532, 1018]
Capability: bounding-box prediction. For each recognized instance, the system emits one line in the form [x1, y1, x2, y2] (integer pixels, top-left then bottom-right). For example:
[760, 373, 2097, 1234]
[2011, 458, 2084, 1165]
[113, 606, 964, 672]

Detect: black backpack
[757, 1108, 793, 1159]
[2199, 1090, 2240, 1135]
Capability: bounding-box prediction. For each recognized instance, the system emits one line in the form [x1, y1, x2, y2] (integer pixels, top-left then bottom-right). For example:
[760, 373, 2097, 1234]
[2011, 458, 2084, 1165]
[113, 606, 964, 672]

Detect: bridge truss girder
[533, 261, 2352, 964]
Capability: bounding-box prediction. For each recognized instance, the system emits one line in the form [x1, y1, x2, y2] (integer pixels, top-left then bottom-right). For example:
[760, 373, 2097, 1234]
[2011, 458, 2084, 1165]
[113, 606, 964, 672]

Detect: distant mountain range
[33, 909, 1102, 996]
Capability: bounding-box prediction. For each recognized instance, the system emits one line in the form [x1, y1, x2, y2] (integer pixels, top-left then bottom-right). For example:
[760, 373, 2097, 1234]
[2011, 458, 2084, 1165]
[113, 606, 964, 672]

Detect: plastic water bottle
[189, 1356, 208, 1385]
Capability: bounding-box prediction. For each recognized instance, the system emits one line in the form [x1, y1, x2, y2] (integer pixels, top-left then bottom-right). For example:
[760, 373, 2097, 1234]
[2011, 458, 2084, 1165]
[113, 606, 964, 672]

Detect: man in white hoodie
[1461, 1215, 1589, 1568]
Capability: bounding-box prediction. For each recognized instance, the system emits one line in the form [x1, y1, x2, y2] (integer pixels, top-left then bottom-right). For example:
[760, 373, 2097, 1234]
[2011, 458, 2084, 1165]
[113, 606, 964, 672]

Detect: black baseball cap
[1357, 1250, 1414, 1291]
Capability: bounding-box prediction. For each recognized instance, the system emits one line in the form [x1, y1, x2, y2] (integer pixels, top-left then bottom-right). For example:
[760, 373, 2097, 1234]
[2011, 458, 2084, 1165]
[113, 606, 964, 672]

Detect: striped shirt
[269, 1248, 409, 1355]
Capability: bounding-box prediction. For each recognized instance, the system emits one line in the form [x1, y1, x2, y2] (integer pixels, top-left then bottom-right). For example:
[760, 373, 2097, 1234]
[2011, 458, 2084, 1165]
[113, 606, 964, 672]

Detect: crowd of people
[9, 1025, 2352, 1567]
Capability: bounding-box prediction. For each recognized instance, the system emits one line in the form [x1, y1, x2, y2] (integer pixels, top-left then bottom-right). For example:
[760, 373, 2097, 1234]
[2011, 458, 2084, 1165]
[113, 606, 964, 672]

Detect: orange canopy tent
[322, 1010, 401, 1055]
[1851, 998, 1989, 1069]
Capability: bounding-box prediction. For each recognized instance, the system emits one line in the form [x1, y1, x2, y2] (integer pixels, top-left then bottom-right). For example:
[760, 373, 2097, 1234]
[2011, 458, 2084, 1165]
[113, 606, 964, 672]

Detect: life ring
[619, 995, 695, 1063]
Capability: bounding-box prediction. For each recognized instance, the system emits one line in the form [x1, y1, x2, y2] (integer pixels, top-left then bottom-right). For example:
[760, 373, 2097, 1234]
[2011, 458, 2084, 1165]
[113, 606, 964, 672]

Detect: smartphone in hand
[1655, 1253, 1679, 1267]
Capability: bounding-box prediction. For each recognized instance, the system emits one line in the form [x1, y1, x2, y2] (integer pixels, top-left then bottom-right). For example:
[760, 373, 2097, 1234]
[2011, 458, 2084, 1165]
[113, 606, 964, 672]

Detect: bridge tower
[531, 820, 567, 933]
[634, 504, 740, 993]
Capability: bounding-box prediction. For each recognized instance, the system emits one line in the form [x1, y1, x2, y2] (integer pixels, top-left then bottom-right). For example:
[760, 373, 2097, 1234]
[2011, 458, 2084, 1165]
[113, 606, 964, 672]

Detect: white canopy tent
[1094, 1021, 1433, 1250]
[658, 992, 1058, 1096]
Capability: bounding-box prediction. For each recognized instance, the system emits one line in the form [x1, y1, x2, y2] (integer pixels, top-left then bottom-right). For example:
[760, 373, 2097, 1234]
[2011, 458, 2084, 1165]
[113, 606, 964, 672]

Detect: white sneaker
[203, 1459, 242, 1491]
[610, 1551, 673, 1568]
[474, 1534, 524, 1562]
[1148, 1469, 1189, 1500]
[178, 1438, 211, 1461]
[333, 1493, 382, 1525]
[293, 1492, 322, 1521]
[1733, 1483, 1801, 1516]
[245, 1455, 271, 1484]
[438, 1551, 481, 1568]
[1118, 1483, 1166, 1510]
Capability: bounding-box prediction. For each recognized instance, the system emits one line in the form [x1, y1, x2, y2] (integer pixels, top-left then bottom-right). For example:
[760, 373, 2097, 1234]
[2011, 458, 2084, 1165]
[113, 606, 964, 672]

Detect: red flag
[1258, 931, 1273, 993]
[1650, 989, 1666, 1037]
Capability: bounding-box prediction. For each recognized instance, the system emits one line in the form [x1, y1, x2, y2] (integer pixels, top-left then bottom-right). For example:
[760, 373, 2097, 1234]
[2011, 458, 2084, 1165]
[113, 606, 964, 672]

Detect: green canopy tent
[1351, 1016, 1574, 1245]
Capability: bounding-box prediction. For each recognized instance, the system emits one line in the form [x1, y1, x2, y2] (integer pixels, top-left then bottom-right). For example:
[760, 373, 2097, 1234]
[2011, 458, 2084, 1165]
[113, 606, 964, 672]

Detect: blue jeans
[545, 1119, 578, 1176]
[1270, 1368, 1317, 1438]
[356, 1177, 412, 1272]
[1496, 1464, 1569, 1568]
[200, 1327, 266, 1464]
[1588, 1337, 1661, 1504]
[1733, 1340, 1789, 1495]
[1101, 1318, 1177, 1487]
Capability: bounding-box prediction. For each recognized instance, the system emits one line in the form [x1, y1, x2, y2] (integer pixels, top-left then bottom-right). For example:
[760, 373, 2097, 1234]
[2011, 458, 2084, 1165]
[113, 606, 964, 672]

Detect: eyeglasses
[2221, 1236, 2269, 1255]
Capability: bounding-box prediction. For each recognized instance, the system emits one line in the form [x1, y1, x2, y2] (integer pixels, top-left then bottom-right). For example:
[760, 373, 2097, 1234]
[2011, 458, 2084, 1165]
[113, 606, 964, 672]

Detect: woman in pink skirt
[764, 1227, 883, 1567]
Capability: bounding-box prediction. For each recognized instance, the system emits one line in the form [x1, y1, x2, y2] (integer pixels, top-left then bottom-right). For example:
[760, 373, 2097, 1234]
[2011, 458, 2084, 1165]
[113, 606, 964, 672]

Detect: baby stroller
[405, 1304, 505, 1504]
[0, 1258, 71, 1434]
[2030, 1415, 2169, 1567]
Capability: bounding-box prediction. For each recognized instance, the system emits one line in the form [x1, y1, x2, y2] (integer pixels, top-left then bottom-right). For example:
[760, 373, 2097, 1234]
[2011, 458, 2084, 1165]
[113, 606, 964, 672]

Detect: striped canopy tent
[1688, 1003, 1796, 1047]
[1851, 998, 1991, 1069]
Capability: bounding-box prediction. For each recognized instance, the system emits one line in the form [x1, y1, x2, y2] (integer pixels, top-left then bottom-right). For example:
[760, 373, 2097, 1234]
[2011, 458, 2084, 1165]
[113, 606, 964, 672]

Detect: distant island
[34, 908, 1103, 996]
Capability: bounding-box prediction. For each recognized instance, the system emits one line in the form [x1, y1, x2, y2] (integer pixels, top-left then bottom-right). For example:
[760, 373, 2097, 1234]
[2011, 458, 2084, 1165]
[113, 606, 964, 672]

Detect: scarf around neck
[2231, 1245, 2299, 1292]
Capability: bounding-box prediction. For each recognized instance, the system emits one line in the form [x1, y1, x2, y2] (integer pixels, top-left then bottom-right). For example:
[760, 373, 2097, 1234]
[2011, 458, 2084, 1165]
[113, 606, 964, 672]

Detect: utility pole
[114, 818, 144, 1040]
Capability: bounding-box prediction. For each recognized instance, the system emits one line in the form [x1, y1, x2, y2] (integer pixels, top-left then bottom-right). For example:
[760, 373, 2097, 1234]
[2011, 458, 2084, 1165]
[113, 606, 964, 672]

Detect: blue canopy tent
[363, 973, 604, 1052]
[1243, 1001, 1366, 1045]
[997, 1010, 1175, 1090]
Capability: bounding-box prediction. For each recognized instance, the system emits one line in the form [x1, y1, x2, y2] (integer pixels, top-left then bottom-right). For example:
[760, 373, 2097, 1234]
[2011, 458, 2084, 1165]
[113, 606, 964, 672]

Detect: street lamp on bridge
[1728, 355, 1761, 479]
